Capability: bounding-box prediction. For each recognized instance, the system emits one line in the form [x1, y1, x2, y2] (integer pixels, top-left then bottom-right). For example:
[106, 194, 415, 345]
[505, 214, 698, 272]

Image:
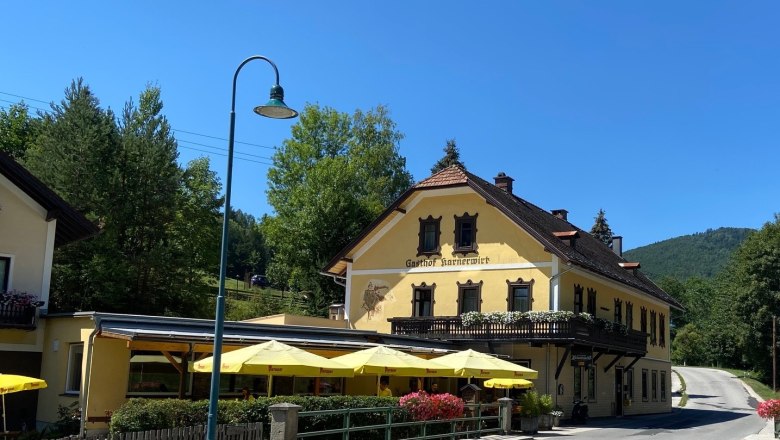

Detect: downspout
[79, 315, 101, 437]
[319, 271, 346, 287]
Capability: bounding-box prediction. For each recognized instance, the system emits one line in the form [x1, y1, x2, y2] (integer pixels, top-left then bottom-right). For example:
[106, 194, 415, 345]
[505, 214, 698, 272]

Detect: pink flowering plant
[399, 391, 465, 421]
[757, 399, 780, 420]
[0, 290, 44, 308]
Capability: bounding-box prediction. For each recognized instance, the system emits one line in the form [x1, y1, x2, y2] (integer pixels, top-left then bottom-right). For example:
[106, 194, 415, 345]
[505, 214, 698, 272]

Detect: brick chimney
[611, 236, 623, 257]
[551, 209, 568, 221]
[494, 172, 514, 194]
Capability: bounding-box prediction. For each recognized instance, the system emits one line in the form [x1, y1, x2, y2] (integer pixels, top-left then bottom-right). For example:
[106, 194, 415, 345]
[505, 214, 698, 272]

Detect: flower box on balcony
[0, 290, 44, 329]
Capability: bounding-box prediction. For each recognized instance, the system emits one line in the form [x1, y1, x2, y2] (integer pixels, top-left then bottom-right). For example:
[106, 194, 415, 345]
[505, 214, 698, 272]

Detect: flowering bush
[0, 290, 44, 308]
[460, 311, 598, 327]
[757, 399, 780, 420]
[399, 391, 464, 421]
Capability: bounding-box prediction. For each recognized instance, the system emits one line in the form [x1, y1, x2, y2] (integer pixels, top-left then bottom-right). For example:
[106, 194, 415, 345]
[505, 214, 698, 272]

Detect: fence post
[269, 403, 302, 440]
[498, 397, 513, 434]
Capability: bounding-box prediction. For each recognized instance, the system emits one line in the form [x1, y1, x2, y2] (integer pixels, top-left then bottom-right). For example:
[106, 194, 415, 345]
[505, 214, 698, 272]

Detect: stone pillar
[498, 397, 513, 434]
[269, 403, 302, 440]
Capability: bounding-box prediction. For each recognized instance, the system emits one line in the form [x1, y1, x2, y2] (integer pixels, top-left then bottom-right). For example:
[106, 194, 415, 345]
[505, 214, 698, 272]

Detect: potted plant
[757, 399, 780, 438]
[551, 405, 564, 427]
[519, 390, 542, 434]
[538, 393, 554, 430]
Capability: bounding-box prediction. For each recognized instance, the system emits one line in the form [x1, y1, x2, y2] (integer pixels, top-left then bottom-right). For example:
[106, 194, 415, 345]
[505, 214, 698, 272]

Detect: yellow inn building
[323, 164, 682, 418]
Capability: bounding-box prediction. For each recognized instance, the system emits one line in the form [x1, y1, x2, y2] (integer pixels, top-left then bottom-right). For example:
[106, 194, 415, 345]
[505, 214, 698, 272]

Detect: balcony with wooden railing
[388, 315, 648, 356]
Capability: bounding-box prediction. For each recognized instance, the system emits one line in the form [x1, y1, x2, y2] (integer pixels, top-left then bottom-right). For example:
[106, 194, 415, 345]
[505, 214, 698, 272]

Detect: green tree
[0, 102, 38, 160]
[430, 139, 465, 174]
[265, 104, 413, 314]
[731, 216, 780, 380]
[227, 209, 267, 283]
[25, 79, 121, 312]
[590, 209, 613, 246]
[25, 80, 220, 317]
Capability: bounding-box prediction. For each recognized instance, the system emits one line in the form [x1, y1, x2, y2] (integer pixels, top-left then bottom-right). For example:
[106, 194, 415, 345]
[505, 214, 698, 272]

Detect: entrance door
[615, 367, 624, 417]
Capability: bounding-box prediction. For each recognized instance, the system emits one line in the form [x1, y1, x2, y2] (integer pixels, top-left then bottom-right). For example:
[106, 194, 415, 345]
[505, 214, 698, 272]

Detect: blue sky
[2, 1, 778, 250]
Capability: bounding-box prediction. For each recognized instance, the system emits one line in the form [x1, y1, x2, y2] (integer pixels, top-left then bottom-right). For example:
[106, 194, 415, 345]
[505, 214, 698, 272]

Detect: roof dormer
[553, 230, 579, 248]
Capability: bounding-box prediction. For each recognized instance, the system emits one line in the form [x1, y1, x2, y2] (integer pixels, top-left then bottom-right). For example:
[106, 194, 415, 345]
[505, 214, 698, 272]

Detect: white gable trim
[0, 173, 48, 218]
[351, 186, 474, 261]
[351, 261, 552, 276]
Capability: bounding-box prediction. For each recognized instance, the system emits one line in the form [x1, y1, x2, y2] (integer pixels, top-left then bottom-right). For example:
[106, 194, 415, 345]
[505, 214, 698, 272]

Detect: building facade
[324, 165, 681, 418]
[0, 151, 98, 431]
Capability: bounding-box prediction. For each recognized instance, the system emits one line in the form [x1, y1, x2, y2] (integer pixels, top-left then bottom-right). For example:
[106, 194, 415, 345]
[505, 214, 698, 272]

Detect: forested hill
[623, 227, 754, 281]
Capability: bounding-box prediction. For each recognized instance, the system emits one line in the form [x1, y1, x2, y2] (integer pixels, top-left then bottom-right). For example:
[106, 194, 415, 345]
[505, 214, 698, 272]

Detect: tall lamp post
[207, 55, 298, 440]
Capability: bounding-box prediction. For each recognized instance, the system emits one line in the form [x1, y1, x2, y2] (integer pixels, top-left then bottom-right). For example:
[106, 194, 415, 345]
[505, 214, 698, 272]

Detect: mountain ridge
[622, 227, 754, 281]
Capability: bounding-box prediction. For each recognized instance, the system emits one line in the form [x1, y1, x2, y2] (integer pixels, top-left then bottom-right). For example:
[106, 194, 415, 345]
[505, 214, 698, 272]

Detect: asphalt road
[536, 367, 767, 440]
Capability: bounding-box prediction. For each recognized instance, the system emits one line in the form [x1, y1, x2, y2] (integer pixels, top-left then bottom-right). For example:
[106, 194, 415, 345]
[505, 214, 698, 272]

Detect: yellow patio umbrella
[483, 378, 534, 389]
[0, 374, 47, 433]
[192, 340, 354, 377]
[432, 349, 538, 380]
[331, 345, 453, 377]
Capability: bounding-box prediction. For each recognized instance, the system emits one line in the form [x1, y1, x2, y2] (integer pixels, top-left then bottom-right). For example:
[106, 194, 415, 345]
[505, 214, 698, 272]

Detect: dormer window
[454, 212, 478, 255]
[553, 231, 579, 247]
[417, 216, 442, 257]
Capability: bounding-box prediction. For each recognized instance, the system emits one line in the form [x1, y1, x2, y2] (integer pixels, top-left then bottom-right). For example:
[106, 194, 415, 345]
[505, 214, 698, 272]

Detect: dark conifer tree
[430, 139, 465, 174]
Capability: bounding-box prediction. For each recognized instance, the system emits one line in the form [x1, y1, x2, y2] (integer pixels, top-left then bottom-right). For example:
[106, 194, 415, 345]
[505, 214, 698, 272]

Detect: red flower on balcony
[0, 290, 45, 308]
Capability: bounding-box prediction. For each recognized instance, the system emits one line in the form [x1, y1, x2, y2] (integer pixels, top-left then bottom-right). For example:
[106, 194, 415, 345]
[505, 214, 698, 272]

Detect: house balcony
[388, 315, 648, 356]
[0, 304, 38, 329]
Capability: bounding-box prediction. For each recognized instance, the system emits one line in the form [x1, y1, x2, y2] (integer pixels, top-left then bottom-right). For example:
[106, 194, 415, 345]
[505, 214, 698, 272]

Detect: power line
[0, 91, 281, 167]
[0, 90, 279, 150]
[177, 139, 273, 160]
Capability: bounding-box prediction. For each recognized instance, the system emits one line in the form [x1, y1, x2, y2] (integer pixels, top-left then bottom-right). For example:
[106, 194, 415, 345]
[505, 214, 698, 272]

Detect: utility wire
[0, 90, 279, 151]
[0, 91, 281, 167]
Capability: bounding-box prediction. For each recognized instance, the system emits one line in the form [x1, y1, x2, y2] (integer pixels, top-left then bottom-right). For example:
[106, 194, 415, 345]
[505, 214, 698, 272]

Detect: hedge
[110, 396, 410, 439]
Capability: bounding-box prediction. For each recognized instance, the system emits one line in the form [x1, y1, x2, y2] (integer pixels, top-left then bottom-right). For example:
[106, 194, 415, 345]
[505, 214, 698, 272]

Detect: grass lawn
[719, 367, 780, 401]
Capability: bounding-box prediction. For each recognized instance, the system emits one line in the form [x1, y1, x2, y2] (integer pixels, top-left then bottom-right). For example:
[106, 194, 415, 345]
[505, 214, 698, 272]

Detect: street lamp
[207, 55, 297, 440]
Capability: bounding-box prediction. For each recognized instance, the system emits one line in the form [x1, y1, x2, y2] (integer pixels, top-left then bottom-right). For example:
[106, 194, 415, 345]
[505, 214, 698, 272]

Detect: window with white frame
[66, 344, 84, 394]
[0, 256, 11, 292]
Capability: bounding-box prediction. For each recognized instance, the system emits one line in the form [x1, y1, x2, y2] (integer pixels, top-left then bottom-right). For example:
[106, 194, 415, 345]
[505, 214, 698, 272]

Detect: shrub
[538, 394, 553, 415]
[399, 391, 464, 421]
[757, 399, 780, 420]
[110, 396, 402, 439]
[519, 391, 542, 417]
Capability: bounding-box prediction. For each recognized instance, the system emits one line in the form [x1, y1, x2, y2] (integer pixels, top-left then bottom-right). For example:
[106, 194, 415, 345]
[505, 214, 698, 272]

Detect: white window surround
[0, 253, 14, 292]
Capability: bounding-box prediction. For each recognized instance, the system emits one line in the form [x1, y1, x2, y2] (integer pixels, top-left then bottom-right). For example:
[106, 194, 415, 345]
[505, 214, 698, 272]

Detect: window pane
[128, 352, 180, 393]
[652, 371, 658, 400]
[461, 288, 479, 313]
[0, 257, 9, 292]
[573, 366, 582, 401]
[459, 222, 472, 247]
[67, 344, 84, 393]
[641, 369, 648, 400]
[587, 367, 596, 400]
[414, 289, 432, 317]
[626, 370, 634, 399]
[423, 223, 437, 251]
[661, 371, 667, 400]
[512, 286, 529, 312]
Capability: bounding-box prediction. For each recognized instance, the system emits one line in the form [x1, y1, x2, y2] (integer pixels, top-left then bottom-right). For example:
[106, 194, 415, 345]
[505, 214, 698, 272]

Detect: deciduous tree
[265, 104, 413, 314]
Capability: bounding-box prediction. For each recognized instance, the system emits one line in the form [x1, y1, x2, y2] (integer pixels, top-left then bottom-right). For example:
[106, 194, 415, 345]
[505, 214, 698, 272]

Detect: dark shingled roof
[325, 164, 681, 310]
[456, 166, 682, 309]
[0, 151, 99, 247]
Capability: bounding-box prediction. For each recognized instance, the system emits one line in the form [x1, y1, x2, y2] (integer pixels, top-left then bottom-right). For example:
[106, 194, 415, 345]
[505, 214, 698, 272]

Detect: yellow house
[323, 165, 682, 418]
[0, 151, 98, 431]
